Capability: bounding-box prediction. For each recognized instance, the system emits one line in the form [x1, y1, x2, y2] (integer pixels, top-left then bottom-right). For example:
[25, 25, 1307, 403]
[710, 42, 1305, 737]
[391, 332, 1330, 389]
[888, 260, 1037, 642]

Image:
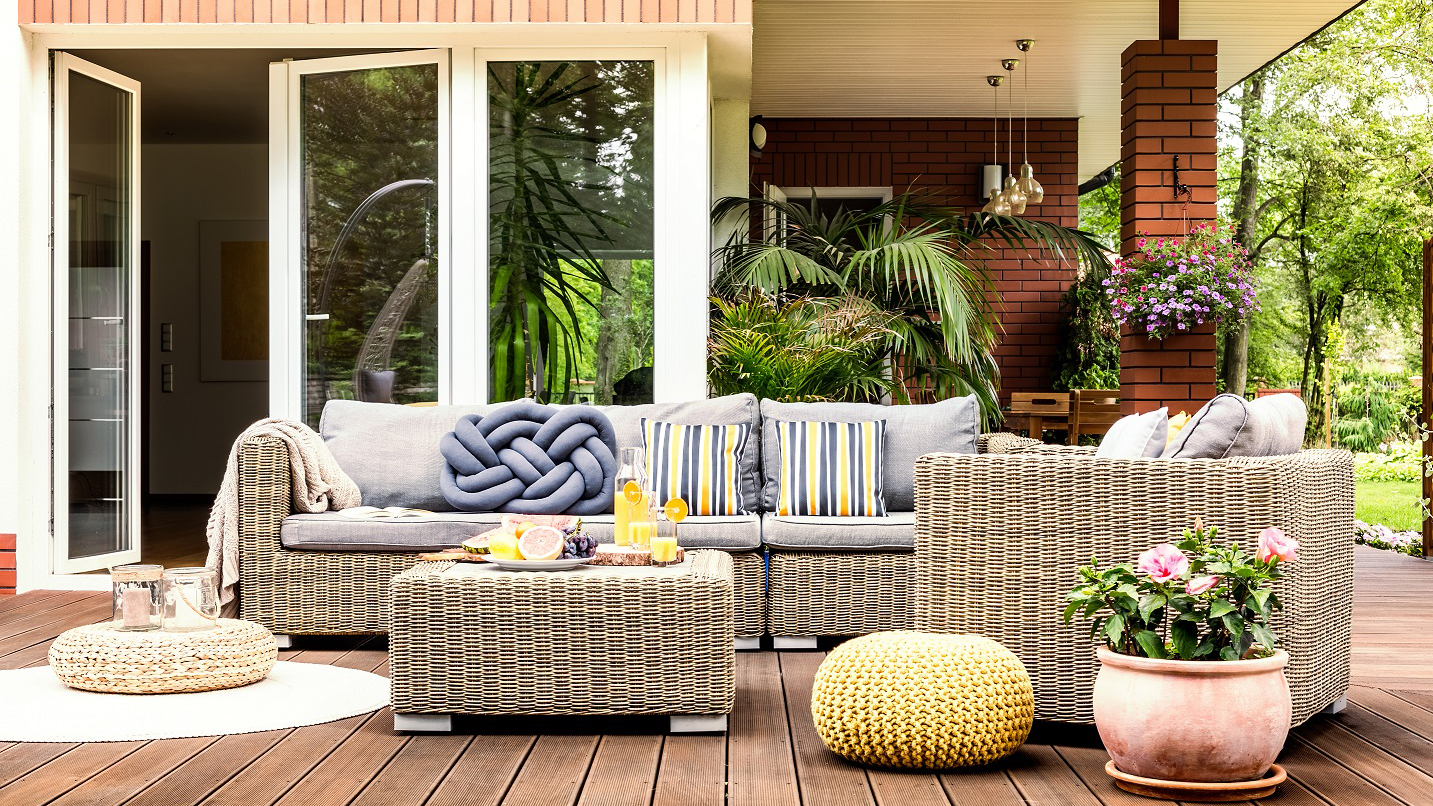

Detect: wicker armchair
[234, 433, 767, 638]
[912, 439, 1354, 726]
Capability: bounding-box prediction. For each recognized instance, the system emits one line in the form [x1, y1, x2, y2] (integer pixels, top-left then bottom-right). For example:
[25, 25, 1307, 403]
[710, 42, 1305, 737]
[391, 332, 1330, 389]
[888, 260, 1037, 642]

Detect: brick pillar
[1118, 39, 1219, 416]
[0, 533, 15, 595]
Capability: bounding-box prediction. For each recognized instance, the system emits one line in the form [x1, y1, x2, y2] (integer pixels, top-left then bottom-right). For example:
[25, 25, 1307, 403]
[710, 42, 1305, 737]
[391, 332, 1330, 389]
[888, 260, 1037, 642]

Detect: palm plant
[711, 192, 1112, 418]
[709, 290, 900, 403]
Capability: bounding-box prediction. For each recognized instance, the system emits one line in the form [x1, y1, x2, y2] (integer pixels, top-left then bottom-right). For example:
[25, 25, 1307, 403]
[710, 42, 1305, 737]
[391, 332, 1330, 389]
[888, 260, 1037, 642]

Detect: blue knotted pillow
[438, 400, 619, 515]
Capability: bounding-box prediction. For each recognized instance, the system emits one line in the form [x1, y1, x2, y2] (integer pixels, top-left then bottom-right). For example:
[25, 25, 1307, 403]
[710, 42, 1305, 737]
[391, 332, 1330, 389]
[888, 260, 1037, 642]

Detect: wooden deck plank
[122, 730, 292, 806]
[47, 737, 216, 806]
[499, 734, 599, 806]
[729, 652, 800, 806]
[576, 735, 663, 806]
[269, 708, 409, 806]
[866, 770, 952, 806]
[197, 713, 374, 806]
[0, 741, 146, 805]
[348, 733, 470, 806]
[1278, 737, 1408, 806]
[1053, 744, 1157, 806]
[777, 652, 875, 806]
[0, 590, 90, 619]
[425, 735, 535, 806]
[1323, 701, 1433, 777]
[1291, 721, 1433, 806]
[0, 600, 111, 659]
[1352, 687, 1433, 741]
[1003, 745, 1103, 806]
[651, 735, 725, 806]
[0, 743, 79, 788]
[939, 769, 1028, 806]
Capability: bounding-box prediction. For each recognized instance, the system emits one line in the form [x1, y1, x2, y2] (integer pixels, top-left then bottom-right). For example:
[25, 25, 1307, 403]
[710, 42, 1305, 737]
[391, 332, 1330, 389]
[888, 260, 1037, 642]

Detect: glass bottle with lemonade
[613, 447, 648, 548]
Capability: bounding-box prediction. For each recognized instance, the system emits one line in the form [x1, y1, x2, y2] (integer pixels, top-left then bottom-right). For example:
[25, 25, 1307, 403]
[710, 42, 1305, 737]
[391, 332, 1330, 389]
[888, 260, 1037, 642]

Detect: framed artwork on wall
[198, 220, 268, 382]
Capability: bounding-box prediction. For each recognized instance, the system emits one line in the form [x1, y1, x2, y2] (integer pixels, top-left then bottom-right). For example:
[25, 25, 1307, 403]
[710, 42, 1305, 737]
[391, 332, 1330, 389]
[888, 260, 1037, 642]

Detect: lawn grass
[1355, 479, 1424, 531]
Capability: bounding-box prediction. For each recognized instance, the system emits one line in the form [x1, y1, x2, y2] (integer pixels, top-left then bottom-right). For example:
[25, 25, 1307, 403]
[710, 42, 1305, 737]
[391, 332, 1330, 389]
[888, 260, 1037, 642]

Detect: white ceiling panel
[751, 0, 1364, 179]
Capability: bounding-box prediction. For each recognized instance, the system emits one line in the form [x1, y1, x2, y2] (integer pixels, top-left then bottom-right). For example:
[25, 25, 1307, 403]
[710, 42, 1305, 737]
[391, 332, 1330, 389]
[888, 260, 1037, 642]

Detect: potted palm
[1064, 521, 1300, 801]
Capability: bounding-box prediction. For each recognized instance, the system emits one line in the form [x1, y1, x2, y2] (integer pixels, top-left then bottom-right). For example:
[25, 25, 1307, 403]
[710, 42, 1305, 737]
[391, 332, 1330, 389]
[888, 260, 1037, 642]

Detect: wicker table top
[438, 557, 695, 581]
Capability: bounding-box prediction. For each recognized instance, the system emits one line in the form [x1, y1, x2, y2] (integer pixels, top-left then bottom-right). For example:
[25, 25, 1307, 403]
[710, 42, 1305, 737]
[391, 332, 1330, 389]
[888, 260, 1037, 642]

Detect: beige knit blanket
[206, 418, 362, 613]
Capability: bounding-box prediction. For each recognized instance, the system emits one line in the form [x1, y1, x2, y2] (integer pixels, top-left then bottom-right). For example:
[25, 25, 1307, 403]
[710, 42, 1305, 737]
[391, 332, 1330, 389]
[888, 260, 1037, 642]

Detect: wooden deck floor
[1, 546, 1430, 806]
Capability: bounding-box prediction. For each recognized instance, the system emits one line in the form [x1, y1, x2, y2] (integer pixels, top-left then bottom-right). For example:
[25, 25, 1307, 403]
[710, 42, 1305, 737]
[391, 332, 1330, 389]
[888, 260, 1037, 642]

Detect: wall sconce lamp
[749, 116, 768, 156]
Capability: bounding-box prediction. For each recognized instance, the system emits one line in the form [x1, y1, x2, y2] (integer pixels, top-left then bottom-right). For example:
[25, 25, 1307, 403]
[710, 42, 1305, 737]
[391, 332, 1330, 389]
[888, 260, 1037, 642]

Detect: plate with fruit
[461, 514, 599, 571]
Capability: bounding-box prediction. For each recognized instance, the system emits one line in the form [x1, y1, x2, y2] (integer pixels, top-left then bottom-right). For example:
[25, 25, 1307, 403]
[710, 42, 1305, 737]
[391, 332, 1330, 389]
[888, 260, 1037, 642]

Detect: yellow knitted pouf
[811, 631, 1034, 769]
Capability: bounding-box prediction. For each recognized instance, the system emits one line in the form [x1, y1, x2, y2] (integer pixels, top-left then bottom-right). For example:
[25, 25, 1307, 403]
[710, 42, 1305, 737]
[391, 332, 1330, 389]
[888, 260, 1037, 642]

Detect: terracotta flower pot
[1093, 647, 1291, 783]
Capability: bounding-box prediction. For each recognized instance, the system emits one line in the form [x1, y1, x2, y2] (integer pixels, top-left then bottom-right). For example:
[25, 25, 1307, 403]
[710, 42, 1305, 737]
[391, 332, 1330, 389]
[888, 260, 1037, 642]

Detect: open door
[270, 51, 449, 426]
[52, 54, 142, 573]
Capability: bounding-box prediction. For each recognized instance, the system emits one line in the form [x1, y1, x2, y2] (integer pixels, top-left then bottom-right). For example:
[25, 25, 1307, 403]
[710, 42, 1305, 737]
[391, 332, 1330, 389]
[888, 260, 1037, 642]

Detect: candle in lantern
[121, 587, 150, 629]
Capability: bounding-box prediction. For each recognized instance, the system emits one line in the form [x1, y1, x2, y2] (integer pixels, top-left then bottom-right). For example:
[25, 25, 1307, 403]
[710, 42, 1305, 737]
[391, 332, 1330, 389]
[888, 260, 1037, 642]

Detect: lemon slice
[664, 497, 689, 523]
[622, 480, 644, 505]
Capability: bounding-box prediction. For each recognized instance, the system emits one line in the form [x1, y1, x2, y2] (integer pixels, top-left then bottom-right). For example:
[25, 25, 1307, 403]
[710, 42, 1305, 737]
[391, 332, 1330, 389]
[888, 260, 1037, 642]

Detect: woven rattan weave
[812, 631, 1034, 768]
[48, 619, 277, 694]
[236, 434, 765, 637]
[766, 551, 913, 636]
[389, 552, 735, 718]
[913, 443, 1355, 726]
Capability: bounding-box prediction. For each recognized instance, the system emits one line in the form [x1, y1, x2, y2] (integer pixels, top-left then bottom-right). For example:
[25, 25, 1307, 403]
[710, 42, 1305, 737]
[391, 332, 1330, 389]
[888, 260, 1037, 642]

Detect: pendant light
[981, 75, 1010, 215]
[1000, 58, 1028, 215]
[1015, 39, 1045, 204]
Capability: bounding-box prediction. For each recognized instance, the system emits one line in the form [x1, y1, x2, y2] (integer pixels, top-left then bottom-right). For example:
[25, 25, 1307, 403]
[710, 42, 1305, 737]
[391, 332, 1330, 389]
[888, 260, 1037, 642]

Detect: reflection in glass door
[290, 53, 445, 427]
[53, 54, 141, 573]
[487, 60, 656, 405]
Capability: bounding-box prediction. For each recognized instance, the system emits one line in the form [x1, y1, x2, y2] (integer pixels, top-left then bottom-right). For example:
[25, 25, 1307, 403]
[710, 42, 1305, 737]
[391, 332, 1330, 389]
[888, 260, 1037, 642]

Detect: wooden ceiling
[750, 0, 1365, 179]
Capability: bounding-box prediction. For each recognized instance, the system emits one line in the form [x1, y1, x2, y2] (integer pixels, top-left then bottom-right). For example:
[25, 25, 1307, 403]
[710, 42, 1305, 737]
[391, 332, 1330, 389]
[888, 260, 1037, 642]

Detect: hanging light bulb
[1000, 58, 1027, 215]
[1015, 39, 1045, 204]
[981, 75, 1004, 215]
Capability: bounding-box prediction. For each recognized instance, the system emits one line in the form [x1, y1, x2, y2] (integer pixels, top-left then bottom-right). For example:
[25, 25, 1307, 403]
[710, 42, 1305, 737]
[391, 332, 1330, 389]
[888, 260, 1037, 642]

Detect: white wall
[710, 97, 750, 265]
[143, 144, 268, 495]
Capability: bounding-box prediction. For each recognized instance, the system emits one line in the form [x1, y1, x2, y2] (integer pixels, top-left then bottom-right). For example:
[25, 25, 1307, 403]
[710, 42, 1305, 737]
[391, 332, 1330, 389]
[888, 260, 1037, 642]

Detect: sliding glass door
[52, 54, 141, 573]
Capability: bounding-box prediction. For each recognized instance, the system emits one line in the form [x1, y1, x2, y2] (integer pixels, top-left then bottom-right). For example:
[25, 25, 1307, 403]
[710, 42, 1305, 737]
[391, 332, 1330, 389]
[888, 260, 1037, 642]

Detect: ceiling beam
[1159, 0, 1179, 39]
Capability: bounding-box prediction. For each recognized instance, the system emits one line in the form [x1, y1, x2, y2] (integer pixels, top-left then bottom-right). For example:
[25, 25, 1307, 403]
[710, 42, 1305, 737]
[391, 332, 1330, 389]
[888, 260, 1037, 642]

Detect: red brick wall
[0, 534, 15, 595]
[748, 117, 1080, 400]
[1118, 40, 1219, 416]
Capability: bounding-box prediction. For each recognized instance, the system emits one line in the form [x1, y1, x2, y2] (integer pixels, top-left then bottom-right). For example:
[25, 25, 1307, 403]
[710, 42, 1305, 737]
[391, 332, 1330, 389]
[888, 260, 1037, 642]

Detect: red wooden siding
[1118, 39, 1219, 416]
[749, 117, 1080, 400]
[21, 0, 750, 23]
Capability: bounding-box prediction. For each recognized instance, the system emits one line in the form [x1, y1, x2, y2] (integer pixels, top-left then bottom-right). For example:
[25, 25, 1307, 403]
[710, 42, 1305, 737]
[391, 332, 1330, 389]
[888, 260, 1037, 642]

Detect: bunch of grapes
[561, 531, 598, 559]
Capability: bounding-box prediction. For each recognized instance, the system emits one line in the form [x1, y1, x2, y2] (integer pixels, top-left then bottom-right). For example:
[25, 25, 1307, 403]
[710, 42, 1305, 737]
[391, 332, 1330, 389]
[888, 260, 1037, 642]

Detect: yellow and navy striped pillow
[775, 419, 886, 517]
[641, 420, 751, 516]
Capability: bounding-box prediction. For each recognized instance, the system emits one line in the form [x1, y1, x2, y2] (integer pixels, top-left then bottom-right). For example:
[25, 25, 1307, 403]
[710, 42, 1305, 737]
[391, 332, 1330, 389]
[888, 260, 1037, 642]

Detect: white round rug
[0, 662, 391, 742]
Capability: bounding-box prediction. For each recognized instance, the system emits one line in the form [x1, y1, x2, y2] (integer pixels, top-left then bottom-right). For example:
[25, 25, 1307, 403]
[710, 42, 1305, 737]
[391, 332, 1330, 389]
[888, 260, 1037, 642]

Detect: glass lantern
[111, 564, 163, 631]
[162, 567, 220, 632]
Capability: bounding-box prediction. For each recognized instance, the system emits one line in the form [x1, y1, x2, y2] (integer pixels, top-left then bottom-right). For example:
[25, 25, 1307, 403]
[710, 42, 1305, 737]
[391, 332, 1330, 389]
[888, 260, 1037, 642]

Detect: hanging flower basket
[1105, 222, 1259, 340]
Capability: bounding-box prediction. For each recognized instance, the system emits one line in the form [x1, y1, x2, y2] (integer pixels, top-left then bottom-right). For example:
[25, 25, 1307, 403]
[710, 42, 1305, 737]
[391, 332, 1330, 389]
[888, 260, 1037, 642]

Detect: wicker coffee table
[389, 550, 735, 733]
[48, 619, 278, 694]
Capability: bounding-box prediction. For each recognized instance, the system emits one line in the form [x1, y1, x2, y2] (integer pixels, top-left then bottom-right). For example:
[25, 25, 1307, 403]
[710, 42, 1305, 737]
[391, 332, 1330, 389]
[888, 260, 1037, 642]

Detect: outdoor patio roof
[750, 0, 1366, 180]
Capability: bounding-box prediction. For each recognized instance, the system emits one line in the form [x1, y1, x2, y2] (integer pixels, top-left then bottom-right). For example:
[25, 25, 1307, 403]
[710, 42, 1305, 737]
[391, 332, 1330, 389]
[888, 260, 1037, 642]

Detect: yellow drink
[614, 488, 649, 547]
[650, 535, 678, 563]
[629, 521, 656, 549]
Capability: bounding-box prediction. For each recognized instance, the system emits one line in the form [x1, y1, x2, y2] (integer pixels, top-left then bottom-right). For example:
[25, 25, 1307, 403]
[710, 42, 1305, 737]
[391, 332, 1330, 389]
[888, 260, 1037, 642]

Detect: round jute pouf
[48, 619, 278, 694]
[812, 631, 1034, 769]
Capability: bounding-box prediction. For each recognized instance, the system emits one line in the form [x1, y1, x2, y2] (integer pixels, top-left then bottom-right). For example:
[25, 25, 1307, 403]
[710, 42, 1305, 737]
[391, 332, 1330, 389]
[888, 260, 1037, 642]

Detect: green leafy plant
[712, 192, 1111, 420]
[1063, 521, 1297, 661]
[708, 289, 899, 403]
[1052, 269, 1121, 392]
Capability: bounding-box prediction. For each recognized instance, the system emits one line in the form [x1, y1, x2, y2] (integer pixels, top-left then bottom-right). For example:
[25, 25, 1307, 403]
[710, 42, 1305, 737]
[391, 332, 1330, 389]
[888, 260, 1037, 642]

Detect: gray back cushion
[322, 394, 761, 511]
[1161, 393, 1307, 459]
[758, 396, 980, 512]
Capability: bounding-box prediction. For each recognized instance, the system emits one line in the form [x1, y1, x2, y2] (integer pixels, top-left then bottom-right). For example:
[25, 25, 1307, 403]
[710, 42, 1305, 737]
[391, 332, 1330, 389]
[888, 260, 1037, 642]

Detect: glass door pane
[298, 58, 442, 427]
[55, 55, 140, 572]
[487, 61, 656, 405]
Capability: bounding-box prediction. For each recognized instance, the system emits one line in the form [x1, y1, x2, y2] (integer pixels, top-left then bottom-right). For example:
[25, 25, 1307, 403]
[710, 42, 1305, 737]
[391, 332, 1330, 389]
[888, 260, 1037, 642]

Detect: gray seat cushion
[760, 511, 914, 551]
[758, 396, 979, 512]
[1161, 393, 1307, 459]
[281, 512, 762, 552]
[321, 394, 761, 512]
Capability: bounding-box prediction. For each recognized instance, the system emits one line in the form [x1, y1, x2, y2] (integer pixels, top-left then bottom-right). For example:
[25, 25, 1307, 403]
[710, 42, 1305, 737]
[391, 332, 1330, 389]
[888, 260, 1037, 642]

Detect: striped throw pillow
[641, 420, 751, 516]
[775, 419, 886, 517]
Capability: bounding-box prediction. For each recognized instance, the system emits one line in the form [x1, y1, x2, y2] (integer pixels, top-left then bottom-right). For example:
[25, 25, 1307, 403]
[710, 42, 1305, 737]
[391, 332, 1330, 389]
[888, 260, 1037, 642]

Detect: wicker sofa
[911, 435, 1355, 726]
[234, 393, 982, 644]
